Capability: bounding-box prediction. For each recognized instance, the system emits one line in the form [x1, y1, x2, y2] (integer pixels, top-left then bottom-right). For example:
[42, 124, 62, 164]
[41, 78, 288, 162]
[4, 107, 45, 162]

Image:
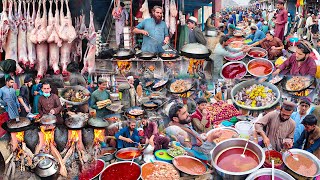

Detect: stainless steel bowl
[245, 168, 295, 180]
[98, 147, 117, 162]
[99, 161, 141, 180]
[211, 138, 265, 180]
[220, 61, 248, 80]
[115, 147, 142, 163]
[282, 149, 320, 180]
[141, 160, 180, 180]
[206, 127, 239, 137]
[180, 43, 210, 54]
[247, 58, 274, 77]
[247, 47, 268, 59]
[172, 155, 207, 176]
[228, 41, 244, 51]
[59, 85, 91, 105]
[110, 93, 120, 102]
[231, 80, 281, 111]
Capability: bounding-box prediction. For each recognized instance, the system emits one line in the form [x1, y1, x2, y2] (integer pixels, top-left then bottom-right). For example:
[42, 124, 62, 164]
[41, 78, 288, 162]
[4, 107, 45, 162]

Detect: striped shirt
[255, 110, 296, 151]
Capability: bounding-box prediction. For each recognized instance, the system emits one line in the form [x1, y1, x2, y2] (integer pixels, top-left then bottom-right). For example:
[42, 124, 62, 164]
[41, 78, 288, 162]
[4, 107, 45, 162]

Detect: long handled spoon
[287, 150, 299, 161]
[271, 159, 275, 180]
[130, 153, 136, 165]
[241, 138, 250, 158]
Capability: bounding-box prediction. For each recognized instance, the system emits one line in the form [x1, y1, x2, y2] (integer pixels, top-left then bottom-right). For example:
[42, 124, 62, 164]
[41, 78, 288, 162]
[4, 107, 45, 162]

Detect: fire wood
[20, 153, 25, 171]
[76, 130, 85, 151]
[35, 131, 44, 154]
[76, 145, 84, 169]
[10, 159, 15, 180]
[26, 156, 32, 167]
[22, 142, 34, 159]
[5, 153, 13, 164]
[63, 143, 75, 164]
[10, 132, 18, 152]
[50, 143, 68, 177]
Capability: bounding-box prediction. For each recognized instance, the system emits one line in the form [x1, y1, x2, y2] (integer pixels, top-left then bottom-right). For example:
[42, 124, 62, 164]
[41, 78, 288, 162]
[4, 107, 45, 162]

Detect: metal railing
[101, 0, 114, 44]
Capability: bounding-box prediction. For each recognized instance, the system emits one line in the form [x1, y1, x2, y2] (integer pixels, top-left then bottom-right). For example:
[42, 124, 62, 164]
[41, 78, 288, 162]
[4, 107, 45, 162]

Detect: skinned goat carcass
[29, 0, 41, 44]
[35, 0, 49, 78]
[26, 0, 37, 68]
[0, 0, 10, 52]
[47, 0, 61, 74]
[81, 11, 96, 75]
[17, 0, 29, 67]
[165, 0, 169, 27]
[169, 0, 177, 35]
[58, 0, 76, 43]
[3, 0, 24, 75]
[60, 41, 72, 76]
[140, 0, 150, 20]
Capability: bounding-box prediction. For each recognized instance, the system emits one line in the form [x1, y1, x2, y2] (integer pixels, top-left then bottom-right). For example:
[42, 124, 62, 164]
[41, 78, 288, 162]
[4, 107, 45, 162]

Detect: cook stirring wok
[133, 6, 170, 53]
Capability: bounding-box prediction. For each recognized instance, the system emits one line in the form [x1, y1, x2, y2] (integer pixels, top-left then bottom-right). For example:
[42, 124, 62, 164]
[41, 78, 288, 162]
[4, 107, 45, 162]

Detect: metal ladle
[146, 34, 176, 51]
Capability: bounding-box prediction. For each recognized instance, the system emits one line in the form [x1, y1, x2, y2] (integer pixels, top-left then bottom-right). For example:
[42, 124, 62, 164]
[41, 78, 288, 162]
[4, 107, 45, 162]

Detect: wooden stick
[5, 153, 13, 164]
[22, 142, 34, 159]
[63, 143, 74, 164]
[20, 153, 25, 172]
[50, 143, 68, 177]
[10, 158, 15, 180]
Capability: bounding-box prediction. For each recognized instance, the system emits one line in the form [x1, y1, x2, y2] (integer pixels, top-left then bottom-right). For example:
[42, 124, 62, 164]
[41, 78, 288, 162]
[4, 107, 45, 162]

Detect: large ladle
[241, 121, 256, 158]
[146, 34, 177, 52]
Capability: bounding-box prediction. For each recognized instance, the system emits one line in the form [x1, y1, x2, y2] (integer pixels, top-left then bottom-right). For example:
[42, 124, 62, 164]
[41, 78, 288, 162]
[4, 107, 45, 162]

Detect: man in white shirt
[306, 14, 314, 40]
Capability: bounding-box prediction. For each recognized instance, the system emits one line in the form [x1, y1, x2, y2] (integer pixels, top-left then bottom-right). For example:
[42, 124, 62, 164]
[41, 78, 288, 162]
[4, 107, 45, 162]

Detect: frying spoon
[241, 138, 250, 158]
[287, 150, 299, 161]
[271, 159, 275, 180]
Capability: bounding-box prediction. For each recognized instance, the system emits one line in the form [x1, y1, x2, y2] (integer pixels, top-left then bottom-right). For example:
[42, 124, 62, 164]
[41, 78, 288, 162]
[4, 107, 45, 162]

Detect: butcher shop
[0, 0, 320, 179]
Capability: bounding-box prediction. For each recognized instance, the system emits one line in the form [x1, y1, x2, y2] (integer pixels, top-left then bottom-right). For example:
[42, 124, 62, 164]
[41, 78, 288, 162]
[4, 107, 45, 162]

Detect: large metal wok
[113, 49, 135, 60]
[59, 86, 90, 106]
[159, 50, 179, 60]
[231, 80, 281, 111]
[180, 43, 211, 59]
[135, 51, 157, 60]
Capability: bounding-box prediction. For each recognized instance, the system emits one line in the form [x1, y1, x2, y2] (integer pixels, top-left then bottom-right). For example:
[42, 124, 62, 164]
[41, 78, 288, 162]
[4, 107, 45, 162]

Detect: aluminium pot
[180, 43, 211, 59]
[247, 47, 268, 59]
[245, 168, 295, 180]
[115, 147, 143, 163]
[33, 153, 59, 178]
[210, 138, 265, 180]
[113, 49, 135, 60]
[135, 52, 157, 60]
[99, 147, 117, 162]
[282, 149, 320, 180]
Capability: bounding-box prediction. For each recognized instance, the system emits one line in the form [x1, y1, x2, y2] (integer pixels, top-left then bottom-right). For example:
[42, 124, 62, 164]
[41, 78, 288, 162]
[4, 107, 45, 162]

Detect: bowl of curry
[99, 161, 141, 180]
[247, 47, 268, 59]
[247, 58, 274, 77]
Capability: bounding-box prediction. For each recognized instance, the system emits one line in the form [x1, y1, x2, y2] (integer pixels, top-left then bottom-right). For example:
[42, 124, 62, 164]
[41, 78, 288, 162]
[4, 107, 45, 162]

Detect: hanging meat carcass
[35, 0, 48, 78]
[140, 0, 150, 20]
[169, 0, 177, 35]
[165, 0, 169, 27]
[26, 0, 37, 69]
[47, 0, 61, 74]
[81, 11, 96, 75]
[0, 0, 10, 52]
[58, 0, 76, 43]
[3, 0, 24, 74]
[17, 0, 29, 67]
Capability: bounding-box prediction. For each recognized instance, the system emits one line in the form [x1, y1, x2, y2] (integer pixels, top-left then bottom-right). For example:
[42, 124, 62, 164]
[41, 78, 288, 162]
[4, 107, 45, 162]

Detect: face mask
[43, 92, 50, 97]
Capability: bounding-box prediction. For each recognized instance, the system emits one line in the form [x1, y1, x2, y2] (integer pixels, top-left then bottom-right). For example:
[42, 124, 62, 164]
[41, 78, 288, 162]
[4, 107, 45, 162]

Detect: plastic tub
[263, 150, 284, 170]
[235, 121, 253, 139]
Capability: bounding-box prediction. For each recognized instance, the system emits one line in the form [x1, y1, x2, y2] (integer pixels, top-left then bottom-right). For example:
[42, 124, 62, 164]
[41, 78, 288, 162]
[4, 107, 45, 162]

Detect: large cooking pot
[59, 85, 91, 106]
[159, 50, 179, 60]
[99, 161, 141, 180]
[113, 49, 135, 60]
[247, 47, 268, 59]
[247, 58, 274, 77]
[33, 153, 59, 178]
[245, 168, 295, 180]
[282, 149, 320, 180]
[231, 80, 281, 111]
[211, 138, 265, 180]
[88, 117, 109, 128]
[115, 147, 143, 163]
[180, 43, 211, 59]
[135, 51, 157, 60]
[99, 147, 117, 162]
[65, 113, 88, 129]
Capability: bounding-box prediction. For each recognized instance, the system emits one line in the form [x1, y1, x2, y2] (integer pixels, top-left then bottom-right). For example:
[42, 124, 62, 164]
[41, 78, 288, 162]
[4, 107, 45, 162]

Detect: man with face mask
[254, 101, 296, 151]
[0, 77, 20, 120]
[272, 40, 317, 76]
[141, 115, 170, 151]
[133, 6, 169, 53]
[293, 115, 320, 159]
[18, 76, 33, 117]
[38, 82, 63, 124]
[115, 120, 140, 149]
[168, 103, 222, 158]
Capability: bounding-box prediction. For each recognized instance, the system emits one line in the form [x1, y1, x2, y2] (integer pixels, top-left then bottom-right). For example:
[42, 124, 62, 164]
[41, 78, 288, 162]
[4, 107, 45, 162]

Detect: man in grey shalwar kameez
[0, 77, 20, 119]
[112, 2, 129, 48]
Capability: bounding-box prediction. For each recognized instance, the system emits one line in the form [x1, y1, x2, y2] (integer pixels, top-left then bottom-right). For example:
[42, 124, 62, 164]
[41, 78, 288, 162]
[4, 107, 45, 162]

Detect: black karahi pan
[135, 52, 157, 60]
[168, 79, 194, 94]
[126, 106, 144, 117]
[152, 78, 169, 90]
[159, 50, 179, 60]
[282, 75, 315, 92]
[113, 49, 135, 60]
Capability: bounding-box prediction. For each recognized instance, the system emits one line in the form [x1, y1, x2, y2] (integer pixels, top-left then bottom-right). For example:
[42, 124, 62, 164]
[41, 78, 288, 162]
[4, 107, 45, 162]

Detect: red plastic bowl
[263, 150, 283, 169]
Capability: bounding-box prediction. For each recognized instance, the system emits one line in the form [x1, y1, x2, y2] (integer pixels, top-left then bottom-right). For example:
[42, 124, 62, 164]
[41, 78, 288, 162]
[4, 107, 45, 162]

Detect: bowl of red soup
[99, 161, 141, 180]
[115, 147, 142, 163]
[245, 168, 295, 180]
[211, 138, 265, 179]
[282, 149, 320, 179]
[247, 58, 274, 77]
[247, 47, 267, 59]
[264, 150, 283, 169]
[221, 61, 247, 79]
[79, 159, 106, 180]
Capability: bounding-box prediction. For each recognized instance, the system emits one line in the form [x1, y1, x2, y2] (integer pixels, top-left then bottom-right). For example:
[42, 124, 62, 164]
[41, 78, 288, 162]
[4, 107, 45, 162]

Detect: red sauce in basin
[79, 160, 105, 180]
[216, 147, 259, 172]
[248, 61, 273, 76]
[255, 175, 283, 180]
[249, 51, 266, 58]
[116, 150, 141, 160]
[100, 162, 141, 180]
[222, 63, 247, 79]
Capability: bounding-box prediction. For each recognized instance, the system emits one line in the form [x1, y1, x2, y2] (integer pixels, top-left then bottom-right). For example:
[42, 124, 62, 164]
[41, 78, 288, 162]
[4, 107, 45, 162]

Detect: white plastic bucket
[235, 121, 253, 139]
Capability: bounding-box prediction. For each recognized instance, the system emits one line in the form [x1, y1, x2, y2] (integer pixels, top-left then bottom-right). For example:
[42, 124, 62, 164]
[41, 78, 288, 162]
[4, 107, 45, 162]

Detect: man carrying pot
[254, 101, 296, 151]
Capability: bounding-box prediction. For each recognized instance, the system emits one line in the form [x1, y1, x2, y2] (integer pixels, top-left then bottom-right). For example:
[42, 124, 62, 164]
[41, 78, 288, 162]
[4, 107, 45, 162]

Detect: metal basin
[115, 147, 142, 163]
[141, 160, 180, 180]
[247, 47, 268, 59]
[88, 118, 109, 128]
[59, 85, 91, 106]
[180, 43, 211, 59]
[220, 61, 247, 80]
[98, 147, 117, 162]
[247, 58, 274, 77]
[245, 168, 295, 180]
[99, 161, 141, 180]
[211, 138, 265, 180]
[282, 149, 320, 180]
[231, 80, 281, 111]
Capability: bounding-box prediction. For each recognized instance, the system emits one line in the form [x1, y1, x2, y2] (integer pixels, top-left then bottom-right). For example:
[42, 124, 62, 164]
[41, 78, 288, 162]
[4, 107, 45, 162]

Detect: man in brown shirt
[254, 101, 296, 151]
[38, 82, 63, 124]
[250, 31, 284, 60]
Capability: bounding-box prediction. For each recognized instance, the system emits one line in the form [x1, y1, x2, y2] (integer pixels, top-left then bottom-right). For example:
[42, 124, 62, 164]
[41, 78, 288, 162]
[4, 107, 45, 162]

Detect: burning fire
[16, 131, 24, 142]
[116, 61, 132, 73]
[188, 58, 204, 75]
[40, 126, 55, 152]
[93, 129, 105, 146]
[70, 130, 80, 142]
[292, 89, 310, 97]
[16, 148, 24, 160]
